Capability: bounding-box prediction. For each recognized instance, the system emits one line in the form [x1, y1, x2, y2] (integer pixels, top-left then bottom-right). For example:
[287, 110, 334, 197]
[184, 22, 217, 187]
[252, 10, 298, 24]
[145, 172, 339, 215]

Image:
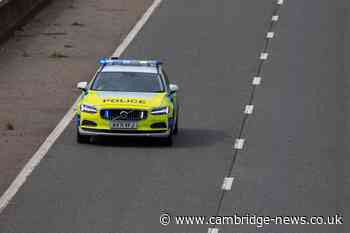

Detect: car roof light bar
[99, 58, 162, 67]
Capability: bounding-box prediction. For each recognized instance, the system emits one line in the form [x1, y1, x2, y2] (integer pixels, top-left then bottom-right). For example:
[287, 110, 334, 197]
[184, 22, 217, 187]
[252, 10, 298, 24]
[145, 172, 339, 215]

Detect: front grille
[100, 109, 147, 121]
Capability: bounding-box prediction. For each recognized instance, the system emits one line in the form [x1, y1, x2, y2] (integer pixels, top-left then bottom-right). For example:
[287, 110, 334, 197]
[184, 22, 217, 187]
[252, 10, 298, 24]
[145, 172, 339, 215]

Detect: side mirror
[169, 84, 179, 93]
[77, 81, 88, 91]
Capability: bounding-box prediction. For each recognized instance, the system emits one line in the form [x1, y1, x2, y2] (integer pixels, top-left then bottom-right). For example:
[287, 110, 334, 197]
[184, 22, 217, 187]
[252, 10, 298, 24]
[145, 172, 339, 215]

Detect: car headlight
[80, 104, 97, 114]
[151, 106, 169, 115]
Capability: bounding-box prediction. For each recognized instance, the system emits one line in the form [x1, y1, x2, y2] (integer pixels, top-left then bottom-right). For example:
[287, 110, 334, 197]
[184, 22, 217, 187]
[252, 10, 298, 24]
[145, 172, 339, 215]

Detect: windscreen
[91, 71, 164, 92]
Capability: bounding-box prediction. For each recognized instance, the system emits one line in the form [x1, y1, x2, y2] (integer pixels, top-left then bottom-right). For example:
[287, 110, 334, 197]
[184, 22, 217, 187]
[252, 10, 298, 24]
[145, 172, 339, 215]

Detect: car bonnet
[83, 91, 166, 108]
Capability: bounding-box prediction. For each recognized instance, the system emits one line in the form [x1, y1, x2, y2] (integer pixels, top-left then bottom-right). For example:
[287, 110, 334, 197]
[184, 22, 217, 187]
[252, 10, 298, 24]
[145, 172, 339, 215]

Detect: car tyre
[173, 122, 178, 135]
[77, 129, 90, 144]
[161, 133, 173, 146]
[173, 109, 179, 135]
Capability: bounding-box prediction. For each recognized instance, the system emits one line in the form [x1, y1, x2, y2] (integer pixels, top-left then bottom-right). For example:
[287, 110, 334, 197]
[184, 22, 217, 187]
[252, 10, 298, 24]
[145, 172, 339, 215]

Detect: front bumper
[76, 110, 173, 138]
[79, 127, 170, 137]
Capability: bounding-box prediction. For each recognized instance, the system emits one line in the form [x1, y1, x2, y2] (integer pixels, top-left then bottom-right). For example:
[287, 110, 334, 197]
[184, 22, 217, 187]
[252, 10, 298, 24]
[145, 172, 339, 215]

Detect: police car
[75, 58, 179, 146]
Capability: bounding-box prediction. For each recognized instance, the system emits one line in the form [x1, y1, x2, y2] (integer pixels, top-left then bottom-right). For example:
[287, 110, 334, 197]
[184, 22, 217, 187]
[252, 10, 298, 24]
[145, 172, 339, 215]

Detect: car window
[91, 72, 165, 92]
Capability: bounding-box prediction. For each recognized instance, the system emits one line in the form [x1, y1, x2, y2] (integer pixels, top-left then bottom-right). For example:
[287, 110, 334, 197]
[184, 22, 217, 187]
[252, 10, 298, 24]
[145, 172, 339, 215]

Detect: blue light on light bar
[104, 110, 110, 119]
[99, 58, 161, 67]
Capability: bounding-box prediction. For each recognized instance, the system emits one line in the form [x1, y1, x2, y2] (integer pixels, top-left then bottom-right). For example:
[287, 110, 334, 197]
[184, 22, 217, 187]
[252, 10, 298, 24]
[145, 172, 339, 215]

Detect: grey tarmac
[0, 0, 349, 233]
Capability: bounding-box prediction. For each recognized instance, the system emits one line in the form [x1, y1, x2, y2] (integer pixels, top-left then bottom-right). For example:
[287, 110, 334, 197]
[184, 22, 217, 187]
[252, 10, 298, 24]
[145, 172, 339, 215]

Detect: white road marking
[221, 177, 235, 191]
[214, 0, 282, 223]
[112, 0, 162, 57]
[272, 15, 279, 21]
[252, 76, 262, 85]
[234, 139, 245, 150]
[260, 53, 269, 60]
[267, 32, 275, 39]
[208, 228, 219, 233]
[0, 0, 163, 214]
[0, 100, 78, 214]
[244, 105, 254, 115]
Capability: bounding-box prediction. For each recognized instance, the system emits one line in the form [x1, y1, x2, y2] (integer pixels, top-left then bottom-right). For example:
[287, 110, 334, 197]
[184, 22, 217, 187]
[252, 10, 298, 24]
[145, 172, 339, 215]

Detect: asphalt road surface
[0, 0, 349, 233]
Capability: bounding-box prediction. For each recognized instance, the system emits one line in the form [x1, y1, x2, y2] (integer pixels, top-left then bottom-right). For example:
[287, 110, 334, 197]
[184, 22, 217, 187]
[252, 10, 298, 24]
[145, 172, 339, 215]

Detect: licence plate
[110, 121, 137, 129]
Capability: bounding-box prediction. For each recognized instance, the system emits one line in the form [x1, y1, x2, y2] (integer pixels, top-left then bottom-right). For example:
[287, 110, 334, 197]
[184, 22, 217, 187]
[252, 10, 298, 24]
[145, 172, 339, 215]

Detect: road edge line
[0, 0, 163, 214]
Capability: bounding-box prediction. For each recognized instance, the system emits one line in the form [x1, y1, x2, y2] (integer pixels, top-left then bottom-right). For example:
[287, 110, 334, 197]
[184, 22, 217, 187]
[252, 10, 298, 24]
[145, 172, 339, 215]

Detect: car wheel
[77, 129, 90, 144]
[173, 118, 178, 135]
[161, 134, 173, 146]
[173, 108, 179, 135]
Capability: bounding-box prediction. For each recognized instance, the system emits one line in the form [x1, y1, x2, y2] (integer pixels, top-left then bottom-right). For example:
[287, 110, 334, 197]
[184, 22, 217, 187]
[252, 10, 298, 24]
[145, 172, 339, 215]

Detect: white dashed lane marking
[244, 105, 255, 115]
[209, 0, 285, 231]
[260, 52, 269, 60]
[272, 15, 279, 21]
[252, 76, 262, 86]
[221, 177, 235, 191]
[234, 139, 245, 150]
[208, 228, 220, 233]
[267, 32, 275, 39]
